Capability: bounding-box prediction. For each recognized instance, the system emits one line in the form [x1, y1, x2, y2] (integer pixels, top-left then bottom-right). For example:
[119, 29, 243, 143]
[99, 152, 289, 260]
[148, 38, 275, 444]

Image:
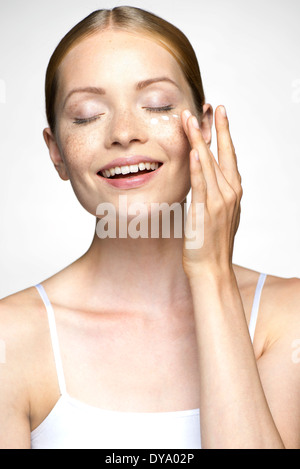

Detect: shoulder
[0, 286, 44, 342]
[262, 274, 300, 345]
[234, 263, 299, 320]
[0, 286, 47, 448]
[253, 275, 300, 448]
[248, 268, 300, 355]
[233, 264, 300, 351]
[0, 286, 47, 382]
[0, 285, 52, 391]
[266, 275, 300, 306]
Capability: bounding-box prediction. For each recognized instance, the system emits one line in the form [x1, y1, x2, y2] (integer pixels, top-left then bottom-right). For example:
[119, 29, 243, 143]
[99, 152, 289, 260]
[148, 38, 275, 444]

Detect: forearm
[189, 267, 285, 449]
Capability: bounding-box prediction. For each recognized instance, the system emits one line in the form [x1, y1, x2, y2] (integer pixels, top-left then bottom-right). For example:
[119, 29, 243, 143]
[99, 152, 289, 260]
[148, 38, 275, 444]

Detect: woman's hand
[182, 106, 243, 279]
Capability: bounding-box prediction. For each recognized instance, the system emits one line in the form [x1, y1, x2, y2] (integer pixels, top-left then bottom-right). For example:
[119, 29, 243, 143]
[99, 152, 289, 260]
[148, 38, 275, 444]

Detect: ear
[199, 103, 213, 147]
[43, 128, 69, 181]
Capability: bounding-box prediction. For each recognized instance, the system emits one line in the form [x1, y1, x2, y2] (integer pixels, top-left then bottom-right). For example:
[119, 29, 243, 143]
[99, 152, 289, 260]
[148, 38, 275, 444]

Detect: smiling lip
[98, 155, 162, 172]
[97, 162, 163, 189]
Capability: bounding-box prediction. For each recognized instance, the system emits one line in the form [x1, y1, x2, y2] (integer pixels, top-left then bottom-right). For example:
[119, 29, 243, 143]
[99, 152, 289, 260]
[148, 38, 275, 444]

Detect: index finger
[215, 105, 241, 188]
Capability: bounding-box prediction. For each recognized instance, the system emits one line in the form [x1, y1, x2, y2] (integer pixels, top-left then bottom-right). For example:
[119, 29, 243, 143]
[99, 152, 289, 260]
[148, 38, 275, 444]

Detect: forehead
[58, 29, 188, 93]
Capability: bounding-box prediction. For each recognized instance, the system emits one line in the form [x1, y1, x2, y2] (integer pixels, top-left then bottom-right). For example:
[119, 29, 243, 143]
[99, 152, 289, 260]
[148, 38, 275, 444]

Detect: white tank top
[31, 273, 267, 449]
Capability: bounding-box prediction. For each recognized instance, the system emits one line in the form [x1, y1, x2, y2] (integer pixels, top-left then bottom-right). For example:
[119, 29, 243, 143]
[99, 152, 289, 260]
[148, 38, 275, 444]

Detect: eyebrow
[136, 76, 180, 91]
[63, 77, 180, 108]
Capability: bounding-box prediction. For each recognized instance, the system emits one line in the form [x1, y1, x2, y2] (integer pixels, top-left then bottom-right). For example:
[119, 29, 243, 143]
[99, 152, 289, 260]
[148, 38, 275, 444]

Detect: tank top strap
[248, 273, 267, 343]
[35, 283, 67, 396]
[34, 274, 265, 394]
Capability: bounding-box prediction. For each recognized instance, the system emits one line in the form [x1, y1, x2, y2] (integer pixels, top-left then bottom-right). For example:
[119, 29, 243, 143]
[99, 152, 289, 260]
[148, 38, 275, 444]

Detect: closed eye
[73, 114, 103, 125]
[143, 105, 174, 113]
[73, 106, 174, 125]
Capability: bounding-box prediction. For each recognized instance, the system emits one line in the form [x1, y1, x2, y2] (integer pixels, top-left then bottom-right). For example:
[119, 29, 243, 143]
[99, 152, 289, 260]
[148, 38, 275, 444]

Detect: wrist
[186, 263, 236, 288]
[187, 265, 243, 322]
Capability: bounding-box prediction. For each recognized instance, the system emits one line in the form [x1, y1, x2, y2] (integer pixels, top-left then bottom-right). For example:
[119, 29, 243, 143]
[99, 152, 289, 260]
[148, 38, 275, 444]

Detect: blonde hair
[45, 6, 206, 133]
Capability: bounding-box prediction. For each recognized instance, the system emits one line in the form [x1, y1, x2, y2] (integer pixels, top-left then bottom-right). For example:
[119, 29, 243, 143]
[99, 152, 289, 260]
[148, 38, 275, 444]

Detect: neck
[75, 205, 193, 315]
[70, 205, 241, 317]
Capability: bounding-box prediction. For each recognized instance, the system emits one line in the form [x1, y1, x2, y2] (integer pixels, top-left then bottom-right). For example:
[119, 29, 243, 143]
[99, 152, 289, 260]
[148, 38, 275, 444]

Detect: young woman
[0, 6, 299, 449]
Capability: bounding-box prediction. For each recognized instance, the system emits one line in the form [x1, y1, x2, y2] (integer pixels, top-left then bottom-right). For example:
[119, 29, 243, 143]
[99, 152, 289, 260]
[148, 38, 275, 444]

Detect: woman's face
[45, 30, 203, 216]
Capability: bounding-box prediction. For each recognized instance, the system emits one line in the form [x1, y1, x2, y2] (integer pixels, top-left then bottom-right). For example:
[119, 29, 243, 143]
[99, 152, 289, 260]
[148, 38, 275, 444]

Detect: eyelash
[73, 106, 174, 125]
[144, 105, 174, 113]
[73, 115, 101, 125]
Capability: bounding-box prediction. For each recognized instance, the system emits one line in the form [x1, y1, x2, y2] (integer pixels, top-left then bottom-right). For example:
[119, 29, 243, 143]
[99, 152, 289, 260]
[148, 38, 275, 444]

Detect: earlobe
[43, 128, 69, 181]
[200, 103, 213, 146]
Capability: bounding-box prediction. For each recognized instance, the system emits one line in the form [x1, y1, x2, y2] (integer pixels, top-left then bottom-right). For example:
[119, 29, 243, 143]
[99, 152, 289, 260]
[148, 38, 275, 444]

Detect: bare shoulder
[0, 286, 48, 383]
[251, 273, 300, 449]
[235, 264, 300, 346]
[233, 264, 300, 350]
[0, 285, 53, 396]
[262, 273, 300, 343]
[0, 286, 47, 448]
[234, 263, 299, 309]
[0, 286, 43, 340]
[264, 272, 300, 306]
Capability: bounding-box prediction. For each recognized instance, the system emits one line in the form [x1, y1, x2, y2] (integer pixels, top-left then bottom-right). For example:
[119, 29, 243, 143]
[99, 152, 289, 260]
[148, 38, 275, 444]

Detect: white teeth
[101, 161, 160, 178]
[129, 164, 139, 173]
[121, 166, 130, 175]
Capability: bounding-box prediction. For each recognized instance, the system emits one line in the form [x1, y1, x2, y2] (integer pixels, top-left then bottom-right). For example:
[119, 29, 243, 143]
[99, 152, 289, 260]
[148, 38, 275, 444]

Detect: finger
[183, 109, 242, 203]
[215, 106, 242, 191]
[181, 109, 192, 137]
[182, 109, 210, 155]
[186, 114, 222, 201]
[211, 154, 236, 198]
[189, 149, 207, 204]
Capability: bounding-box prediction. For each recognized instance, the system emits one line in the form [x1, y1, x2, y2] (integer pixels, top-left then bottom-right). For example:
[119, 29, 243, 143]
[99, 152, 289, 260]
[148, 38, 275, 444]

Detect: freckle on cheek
[60, 133, 91, 172]
[144, 113, 185, 140]
[142, 113, 189, 159]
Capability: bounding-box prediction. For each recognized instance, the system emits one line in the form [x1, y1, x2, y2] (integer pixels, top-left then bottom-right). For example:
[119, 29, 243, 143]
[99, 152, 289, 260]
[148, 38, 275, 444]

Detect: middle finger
[183, 111, 222, 200]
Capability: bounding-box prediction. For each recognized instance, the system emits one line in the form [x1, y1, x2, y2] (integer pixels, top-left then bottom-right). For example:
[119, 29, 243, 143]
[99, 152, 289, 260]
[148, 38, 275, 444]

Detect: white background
[0, 0, 299, 298]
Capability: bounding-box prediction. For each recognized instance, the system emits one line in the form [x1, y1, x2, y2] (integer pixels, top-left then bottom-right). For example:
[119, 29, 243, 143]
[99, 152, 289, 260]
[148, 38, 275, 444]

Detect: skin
[1, 29, 300, 449]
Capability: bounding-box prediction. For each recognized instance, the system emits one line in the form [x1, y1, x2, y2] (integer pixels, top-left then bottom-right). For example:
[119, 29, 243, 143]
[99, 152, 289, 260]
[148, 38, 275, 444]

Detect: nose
[104, 109, 148, 149]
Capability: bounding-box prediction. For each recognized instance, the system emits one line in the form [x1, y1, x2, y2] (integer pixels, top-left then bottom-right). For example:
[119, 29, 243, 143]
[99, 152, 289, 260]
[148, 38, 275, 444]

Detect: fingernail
[192, 116, 200, 129]
[183, 109, 192, 123]
[220, 105, 227, 117]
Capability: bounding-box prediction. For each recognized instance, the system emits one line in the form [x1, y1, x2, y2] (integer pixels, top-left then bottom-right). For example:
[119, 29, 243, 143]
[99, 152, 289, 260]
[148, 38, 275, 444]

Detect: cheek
[56, 128, 104, 216]
[58, 128, 99, 176]
[147, 114, 191, 199]
[147, 113, 190, 161]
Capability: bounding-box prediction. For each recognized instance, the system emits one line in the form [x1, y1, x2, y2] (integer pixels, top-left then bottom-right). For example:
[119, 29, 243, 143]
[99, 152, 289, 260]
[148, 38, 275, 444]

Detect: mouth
[98, 161, 163, 180]
[96, 159, 163, 190]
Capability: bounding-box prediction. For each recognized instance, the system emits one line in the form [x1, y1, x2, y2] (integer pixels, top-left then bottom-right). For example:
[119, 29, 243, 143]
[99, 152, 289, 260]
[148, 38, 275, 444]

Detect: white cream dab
[149, 114, 180, 125]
